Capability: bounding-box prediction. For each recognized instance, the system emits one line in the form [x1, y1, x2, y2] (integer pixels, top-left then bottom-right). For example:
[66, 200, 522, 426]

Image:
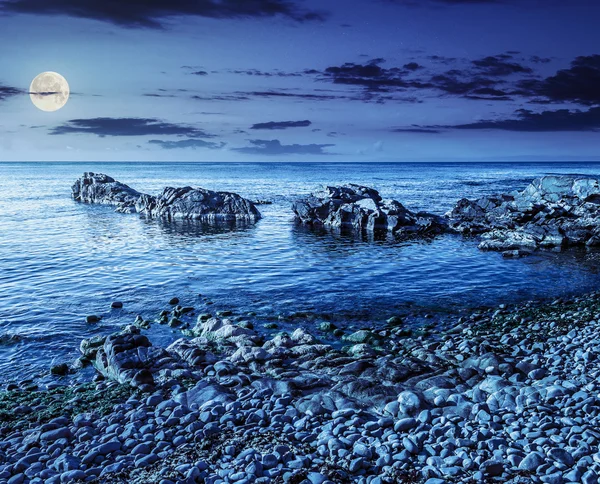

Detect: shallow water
[1, 161, 600, 384]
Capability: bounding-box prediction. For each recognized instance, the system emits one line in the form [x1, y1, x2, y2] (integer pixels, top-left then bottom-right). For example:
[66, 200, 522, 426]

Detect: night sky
[1, 0, 599, 162]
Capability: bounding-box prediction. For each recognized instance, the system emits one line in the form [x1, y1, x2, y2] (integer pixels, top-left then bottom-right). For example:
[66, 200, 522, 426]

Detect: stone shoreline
[1, 292, 600, 483]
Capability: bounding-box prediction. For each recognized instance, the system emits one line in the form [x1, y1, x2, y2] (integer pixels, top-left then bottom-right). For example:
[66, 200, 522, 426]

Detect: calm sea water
[1, 161, 600, 385]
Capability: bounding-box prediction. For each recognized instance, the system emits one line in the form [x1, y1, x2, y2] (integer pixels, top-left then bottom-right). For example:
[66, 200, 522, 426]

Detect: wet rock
[293, 184, 448, 237]
[447, 176, 600, 253]
[50, 363, 69, 376]
[72, 173, 262, 223]
[72, 173, 143, 212]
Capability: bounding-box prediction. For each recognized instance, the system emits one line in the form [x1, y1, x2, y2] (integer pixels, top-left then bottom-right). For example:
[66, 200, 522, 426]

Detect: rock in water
[71, 173, 143, 214]
[72, 172, 261, 223]
[292, 184, 447, 237]
[135, 186, 261, 222]
[447, 175, 600, 254]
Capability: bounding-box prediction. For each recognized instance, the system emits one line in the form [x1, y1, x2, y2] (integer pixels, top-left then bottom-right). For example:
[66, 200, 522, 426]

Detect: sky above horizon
[0, 0, 599, 162]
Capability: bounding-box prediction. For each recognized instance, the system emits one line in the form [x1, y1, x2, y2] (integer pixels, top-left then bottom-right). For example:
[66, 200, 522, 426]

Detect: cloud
[49, 117, 213, 138]
[392, 127, 442, 133]
[472, 55, 533, 76]
[428, 73, 509, 98]
[229, 69, 302, 77]
[149, 139, 225, 149]
[250, 120, 311, 130]
[531, 55, 552, 64]
[233, 139, 335, 155]
[191, 71, 208, 76]
[398, 107, 600, 132]
[317, 58, 516, 101]
[403, 62, 423, 71]
[518, 55, 600, 105]
[320, 58, 414, 91]
[0, 84, 23, 100]
[0, 0, 326, 28]
[452, 107, 600, 131]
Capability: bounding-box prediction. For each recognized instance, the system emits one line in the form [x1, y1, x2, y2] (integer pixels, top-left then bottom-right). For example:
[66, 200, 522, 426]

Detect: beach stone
[519, 452, 545, 471]
[547, 448, 574, 466]
[480, 459, 504, 477]
[397, 391, 422, 415]
[60, 470, 86, 483]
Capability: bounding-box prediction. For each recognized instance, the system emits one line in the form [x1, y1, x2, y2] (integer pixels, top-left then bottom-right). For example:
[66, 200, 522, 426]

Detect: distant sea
[1, 161, 600, 384]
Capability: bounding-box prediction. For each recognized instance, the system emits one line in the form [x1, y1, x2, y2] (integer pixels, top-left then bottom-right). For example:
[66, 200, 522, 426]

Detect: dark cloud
[0, 84, 23, 100]
[403, 62, 423, 71]
[144, 93, 176, 98]
[472, 55, 533, 76]
[50, 117, 213, 138]
[193, 90, 341, 102]
[400, 107, 600, 132]
[317, 58, 515, 101]
[428, 73, 511, 100]
[452, 107, 600, 131]
[233, 139, 335, 155]
[531, 55, 552, 64]
[149, 139, 225, 149]
[191, 71, 208, 76]
[519, 55, 600, 105]
[392, 127, 442, 134]
[229, 69, 301, 77]
[250, 120, 311, 130]
[321, 58, 414, 91]
[0, 0, 325, 28]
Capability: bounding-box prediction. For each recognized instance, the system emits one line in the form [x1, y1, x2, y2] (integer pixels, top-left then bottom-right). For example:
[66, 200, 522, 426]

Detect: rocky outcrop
[71, 173, 143, 214]
[292, 184, 448, 237]
[447, 176, 600, 255]
[72, 172, 261, 223]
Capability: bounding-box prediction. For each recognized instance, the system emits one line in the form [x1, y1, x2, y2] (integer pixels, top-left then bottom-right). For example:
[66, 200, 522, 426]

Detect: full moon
[30, 72, 70, 112]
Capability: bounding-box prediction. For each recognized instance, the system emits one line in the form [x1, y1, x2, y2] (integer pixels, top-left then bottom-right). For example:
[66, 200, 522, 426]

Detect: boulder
[72, 172, 261, 223]
[72, 173, 143, 213]
[135, 186, 261, 223]
[93, 326, 185, 386]
[292, 184, 448, 237]
[447, 176, 600, 253]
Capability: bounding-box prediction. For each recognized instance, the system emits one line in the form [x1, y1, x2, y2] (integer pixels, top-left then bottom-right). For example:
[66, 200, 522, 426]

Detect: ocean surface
[1, 161, 600, 385]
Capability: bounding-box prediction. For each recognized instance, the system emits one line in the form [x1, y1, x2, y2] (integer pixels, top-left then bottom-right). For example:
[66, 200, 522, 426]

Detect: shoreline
[1, 291, 599, 483]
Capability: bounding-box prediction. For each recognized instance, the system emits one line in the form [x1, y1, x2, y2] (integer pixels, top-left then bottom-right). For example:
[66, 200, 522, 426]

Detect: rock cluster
[2, 293, 600, 483]
[292, 185, 448, 237]
[72, 173, 261, 223]
[447, 176, 600, 255]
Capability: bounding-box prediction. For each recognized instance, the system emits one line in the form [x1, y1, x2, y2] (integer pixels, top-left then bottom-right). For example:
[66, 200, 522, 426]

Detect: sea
[1, 161, 600, 385]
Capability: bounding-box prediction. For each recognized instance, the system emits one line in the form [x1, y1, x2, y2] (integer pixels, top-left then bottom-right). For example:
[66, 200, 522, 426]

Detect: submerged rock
[447, 175, 600, 254]
[292, 184, 448, 237]
[72, 172, 261, 223]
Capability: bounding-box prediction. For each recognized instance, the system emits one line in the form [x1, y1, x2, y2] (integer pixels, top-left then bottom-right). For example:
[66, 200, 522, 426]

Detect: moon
[30, 72, 70, 112]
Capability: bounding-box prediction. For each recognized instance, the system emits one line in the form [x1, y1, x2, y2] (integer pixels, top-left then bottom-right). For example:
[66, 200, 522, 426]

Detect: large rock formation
[447, 176, 600, 255]
[71, 173, 143, 214]
[72, 172, 261, 223]
[292, 184, 448, 237]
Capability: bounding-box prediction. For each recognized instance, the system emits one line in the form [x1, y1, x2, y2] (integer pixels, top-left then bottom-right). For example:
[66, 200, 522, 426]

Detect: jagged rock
[93, 326, 184, 386]
[292, 184, 448, 237]
[136, 186, 261, 223]
[72, 172, 261, 223]
[190, 317, 260, 346]
[447, 176, 600, 253]
[72, 173, 143, 213]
